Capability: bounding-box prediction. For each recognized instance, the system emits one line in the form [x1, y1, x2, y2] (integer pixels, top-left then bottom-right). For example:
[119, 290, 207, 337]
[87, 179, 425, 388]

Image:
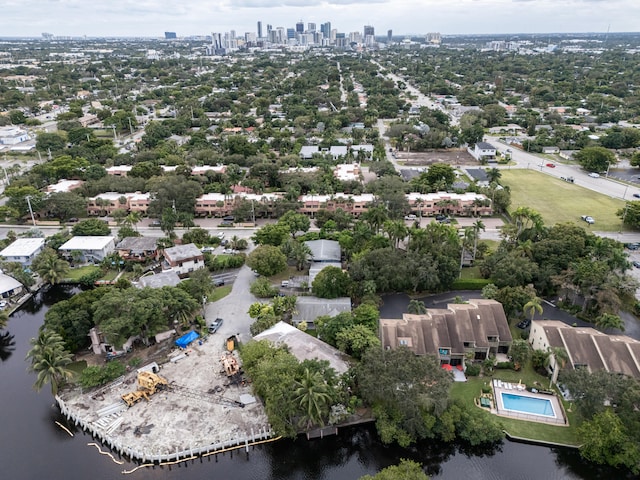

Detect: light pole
[25, 195, 36, 227]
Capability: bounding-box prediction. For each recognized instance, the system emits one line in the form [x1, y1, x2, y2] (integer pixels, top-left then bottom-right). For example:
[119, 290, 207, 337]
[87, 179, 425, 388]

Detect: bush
[79, 361, 126, 388]
[466, 364, 481, 376]
[250, 277, 279, 298]
[495, 361, 515, 370]
[481, 385, 492, 394]
[451, 278, 492, 290]
[207, 253, 245, 272]
[78, 269, 104, 287]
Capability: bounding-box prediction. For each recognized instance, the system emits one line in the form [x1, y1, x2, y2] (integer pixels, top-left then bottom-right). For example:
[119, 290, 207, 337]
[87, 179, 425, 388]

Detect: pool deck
[491, 379, 567, 426]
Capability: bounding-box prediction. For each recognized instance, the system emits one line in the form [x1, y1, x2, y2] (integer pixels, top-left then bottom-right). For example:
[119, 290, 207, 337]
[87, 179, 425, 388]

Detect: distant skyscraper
[296, 20, 304, 34]
[387, 29, 392, 42]
[321, 22, 331, 38]
[307, 23, 316, 33]
[257, 21, 262, 38]
[287, 28, 295, 40]
[164, 32, 177, 39]
[364, 25, 375, 36]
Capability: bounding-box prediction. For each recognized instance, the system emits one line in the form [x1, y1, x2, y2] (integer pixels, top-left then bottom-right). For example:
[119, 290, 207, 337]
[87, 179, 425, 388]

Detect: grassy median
[500, 170, 625, 232]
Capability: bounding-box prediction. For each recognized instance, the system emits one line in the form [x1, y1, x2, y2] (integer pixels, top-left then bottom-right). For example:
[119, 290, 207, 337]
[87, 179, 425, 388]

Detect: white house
[163, 243, 205, 275]
[472, 142, 497, 162]
[0, 272, 25, 299]
[58, 236, 116, 263]
[0, 238, 45, 266]
[0, 126, 30, 145]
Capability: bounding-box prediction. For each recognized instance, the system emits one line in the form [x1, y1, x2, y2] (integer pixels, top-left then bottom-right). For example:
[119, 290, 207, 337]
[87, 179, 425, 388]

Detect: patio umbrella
[441, 363, 453, 371]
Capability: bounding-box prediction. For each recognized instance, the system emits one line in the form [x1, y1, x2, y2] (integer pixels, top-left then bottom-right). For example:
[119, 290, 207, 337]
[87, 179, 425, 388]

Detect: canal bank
[2, 286, 635, 480]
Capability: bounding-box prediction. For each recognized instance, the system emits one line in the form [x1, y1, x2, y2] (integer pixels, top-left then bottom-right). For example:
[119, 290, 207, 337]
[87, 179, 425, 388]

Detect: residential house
[254, 321, 350, 374]
[299, 146, 320, 159]
[137, 271, 181, 289]
[106, 165, 133, 177]
[472, 142, 497, 163]
[58, 236, 116, 263]
[0, 126, 29, 145]
[334, 163, 361, 182]
[542, 146, 560, 154]
[291, 296, 351, 328]
[45, 179, 84, 194]
[116, 237, 159, 262]
[163, 243, 205, 275]
[305, 239, 341, 263]
[0, 273, 25, 299]
[529, 320, 640, 383]
[0, 238, 45, 266]
[379, 299, 512, 366]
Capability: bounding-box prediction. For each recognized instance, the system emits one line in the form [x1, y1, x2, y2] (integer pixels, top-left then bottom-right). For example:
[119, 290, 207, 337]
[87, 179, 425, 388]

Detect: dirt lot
[395, 149, 479, 167]
[59, 333, 270, 458]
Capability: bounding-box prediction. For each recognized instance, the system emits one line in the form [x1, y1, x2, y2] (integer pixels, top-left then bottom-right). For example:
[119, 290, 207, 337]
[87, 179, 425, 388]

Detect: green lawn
[501, 170, 625, 231]
[460, 266, 482, 280]
[209, 285, 232, 302]
[451, 365, 581, 446]
[64, 265, 101, 281]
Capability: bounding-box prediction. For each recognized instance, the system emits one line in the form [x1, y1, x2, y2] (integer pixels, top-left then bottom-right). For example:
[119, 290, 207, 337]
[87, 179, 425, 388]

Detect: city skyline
[2, 0, 639, 38]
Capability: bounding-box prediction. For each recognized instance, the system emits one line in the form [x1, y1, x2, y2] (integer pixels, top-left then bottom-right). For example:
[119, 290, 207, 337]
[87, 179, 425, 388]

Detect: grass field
[209, 285, 232, 302]
[500, 170, 626, 232]
[64, 265, 101, 281]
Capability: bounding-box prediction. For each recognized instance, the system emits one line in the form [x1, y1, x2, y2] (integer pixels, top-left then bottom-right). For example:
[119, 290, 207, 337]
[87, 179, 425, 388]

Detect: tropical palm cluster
[26, 329, 74, 395]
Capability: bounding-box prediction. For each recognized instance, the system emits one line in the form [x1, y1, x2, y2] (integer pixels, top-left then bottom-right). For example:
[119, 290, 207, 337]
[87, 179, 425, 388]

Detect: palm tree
[486, 167, 502, 184]
[32, 249, 70, 285]
[0, 331, 16, 362]
[125, 211, 142, 231]
[382, 219, 408, 249]
[26, 329, 74, 396]
[290, 242, 313, 271]
[407, 299, 427, 315]
[293, 368, 333, 430]
[362, 206, 388, 234]
[546, 346, 569, 387]
[523, 296, 543, 323]
[0, 309, 9, 329]
[472, 220, 485, 260]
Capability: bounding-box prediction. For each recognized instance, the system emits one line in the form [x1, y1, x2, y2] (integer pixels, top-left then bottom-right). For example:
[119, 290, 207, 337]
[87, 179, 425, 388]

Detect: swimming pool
[500, 392, 556, 417]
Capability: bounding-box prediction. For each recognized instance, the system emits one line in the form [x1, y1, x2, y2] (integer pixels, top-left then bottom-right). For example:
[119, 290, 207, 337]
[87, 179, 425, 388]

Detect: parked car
[560, 176, 575, 183]
[217, 232, 225, 239]
[150, 220, 161, 227]
[213, 278, 225, 287]
[588, 172, 600, 178]
[517, 319, 531, 329]
[0, 301, 7, 309]
[201, 246, 215, 253]
[219, 220, 233, 226]
[580, 215, 595, 224]
[208, 318, 223, 333]
[222, 248, 237, 254]
[545, 163, 555, 168]
[404, 214, 417, 221]
[625, 243, 640, 250]
[435, 214, 447, 221]
[633, 261, 640, 269]
[633, 193, 640, 199]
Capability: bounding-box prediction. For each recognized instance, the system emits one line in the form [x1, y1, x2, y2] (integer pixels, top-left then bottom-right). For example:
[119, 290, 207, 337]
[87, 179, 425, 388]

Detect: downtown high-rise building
[257, 21, 262, 38]
[321, 22, 331, 39]
[307, 23, 316, 33]
[364, 25, 375, 36]
[296, 20, 304, 34]
[387, 29, 392, 42]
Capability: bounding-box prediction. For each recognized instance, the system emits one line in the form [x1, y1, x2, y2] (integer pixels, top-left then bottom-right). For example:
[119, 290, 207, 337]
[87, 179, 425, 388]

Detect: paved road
[204, 265, 260, 345]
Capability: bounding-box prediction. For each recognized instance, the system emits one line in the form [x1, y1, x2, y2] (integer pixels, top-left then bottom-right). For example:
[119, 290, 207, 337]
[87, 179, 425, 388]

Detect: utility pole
[25, 195, 36, 227]
[251, 199, 255, 225]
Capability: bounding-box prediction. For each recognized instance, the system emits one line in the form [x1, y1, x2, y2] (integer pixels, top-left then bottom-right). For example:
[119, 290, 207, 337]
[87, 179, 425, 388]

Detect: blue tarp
[175, 330, 199, 349]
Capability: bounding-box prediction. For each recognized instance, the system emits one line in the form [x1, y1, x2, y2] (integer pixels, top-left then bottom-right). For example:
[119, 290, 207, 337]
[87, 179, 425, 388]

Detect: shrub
[250, 277, 279, 298]
[451, 278, 492, 290]
[495, 361, 515, 370]
[481, 385, 492, 394]
[79, 361, 126, 388]
[466, 364, 481, 376]
[78, 269, 104, 287]
[207, 253, 245, 272]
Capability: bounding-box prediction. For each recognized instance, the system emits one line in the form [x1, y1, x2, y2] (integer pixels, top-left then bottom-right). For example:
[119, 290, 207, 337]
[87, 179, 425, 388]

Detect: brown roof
[380, 299, 512, 356]
[533, 320, 640, 380]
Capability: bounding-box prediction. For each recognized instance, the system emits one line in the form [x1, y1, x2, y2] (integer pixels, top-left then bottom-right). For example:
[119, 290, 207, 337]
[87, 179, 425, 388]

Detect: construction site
[56, 333, 273, 464]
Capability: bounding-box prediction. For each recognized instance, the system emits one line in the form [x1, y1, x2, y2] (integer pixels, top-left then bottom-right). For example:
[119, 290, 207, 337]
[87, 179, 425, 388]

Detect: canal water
[0, 286, 632, 480]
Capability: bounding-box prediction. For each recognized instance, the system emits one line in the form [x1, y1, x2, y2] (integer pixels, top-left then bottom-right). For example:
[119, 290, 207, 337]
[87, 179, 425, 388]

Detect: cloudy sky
[2, 0, 638, 38]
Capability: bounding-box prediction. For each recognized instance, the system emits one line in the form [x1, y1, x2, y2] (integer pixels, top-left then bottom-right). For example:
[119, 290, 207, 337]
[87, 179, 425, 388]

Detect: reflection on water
[0, 330, 16, 362]
[0, 286, 634, 480]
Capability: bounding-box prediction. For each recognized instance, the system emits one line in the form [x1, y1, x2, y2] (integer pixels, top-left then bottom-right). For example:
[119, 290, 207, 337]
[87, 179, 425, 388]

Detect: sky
[2, 0, 639, 38]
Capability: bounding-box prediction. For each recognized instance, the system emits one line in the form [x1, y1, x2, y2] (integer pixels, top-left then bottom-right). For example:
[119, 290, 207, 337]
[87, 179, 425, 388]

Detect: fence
[56, 396, 274, 464]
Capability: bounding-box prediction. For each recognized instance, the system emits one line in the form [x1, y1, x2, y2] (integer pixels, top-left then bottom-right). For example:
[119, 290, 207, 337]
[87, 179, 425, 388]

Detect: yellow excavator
[121, 371, 169, 407]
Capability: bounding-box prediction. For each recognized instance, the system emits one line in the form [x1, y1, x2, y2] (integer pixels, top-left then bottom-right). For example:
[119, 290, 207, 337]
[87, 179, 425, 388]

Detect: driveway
[204, 265, 260, 345]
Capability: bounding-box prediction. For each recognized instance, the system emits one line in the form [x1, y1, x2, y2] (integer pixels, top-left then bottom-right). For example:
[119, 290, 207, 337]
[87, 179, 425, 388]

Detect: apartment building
[406, 192, 493, 217]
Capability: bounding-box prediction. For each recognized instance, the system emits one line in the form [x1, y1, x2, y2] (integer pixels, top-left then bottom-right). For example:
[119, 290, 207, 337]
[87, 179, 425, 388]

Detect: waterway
[0, 286, 633, 480]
